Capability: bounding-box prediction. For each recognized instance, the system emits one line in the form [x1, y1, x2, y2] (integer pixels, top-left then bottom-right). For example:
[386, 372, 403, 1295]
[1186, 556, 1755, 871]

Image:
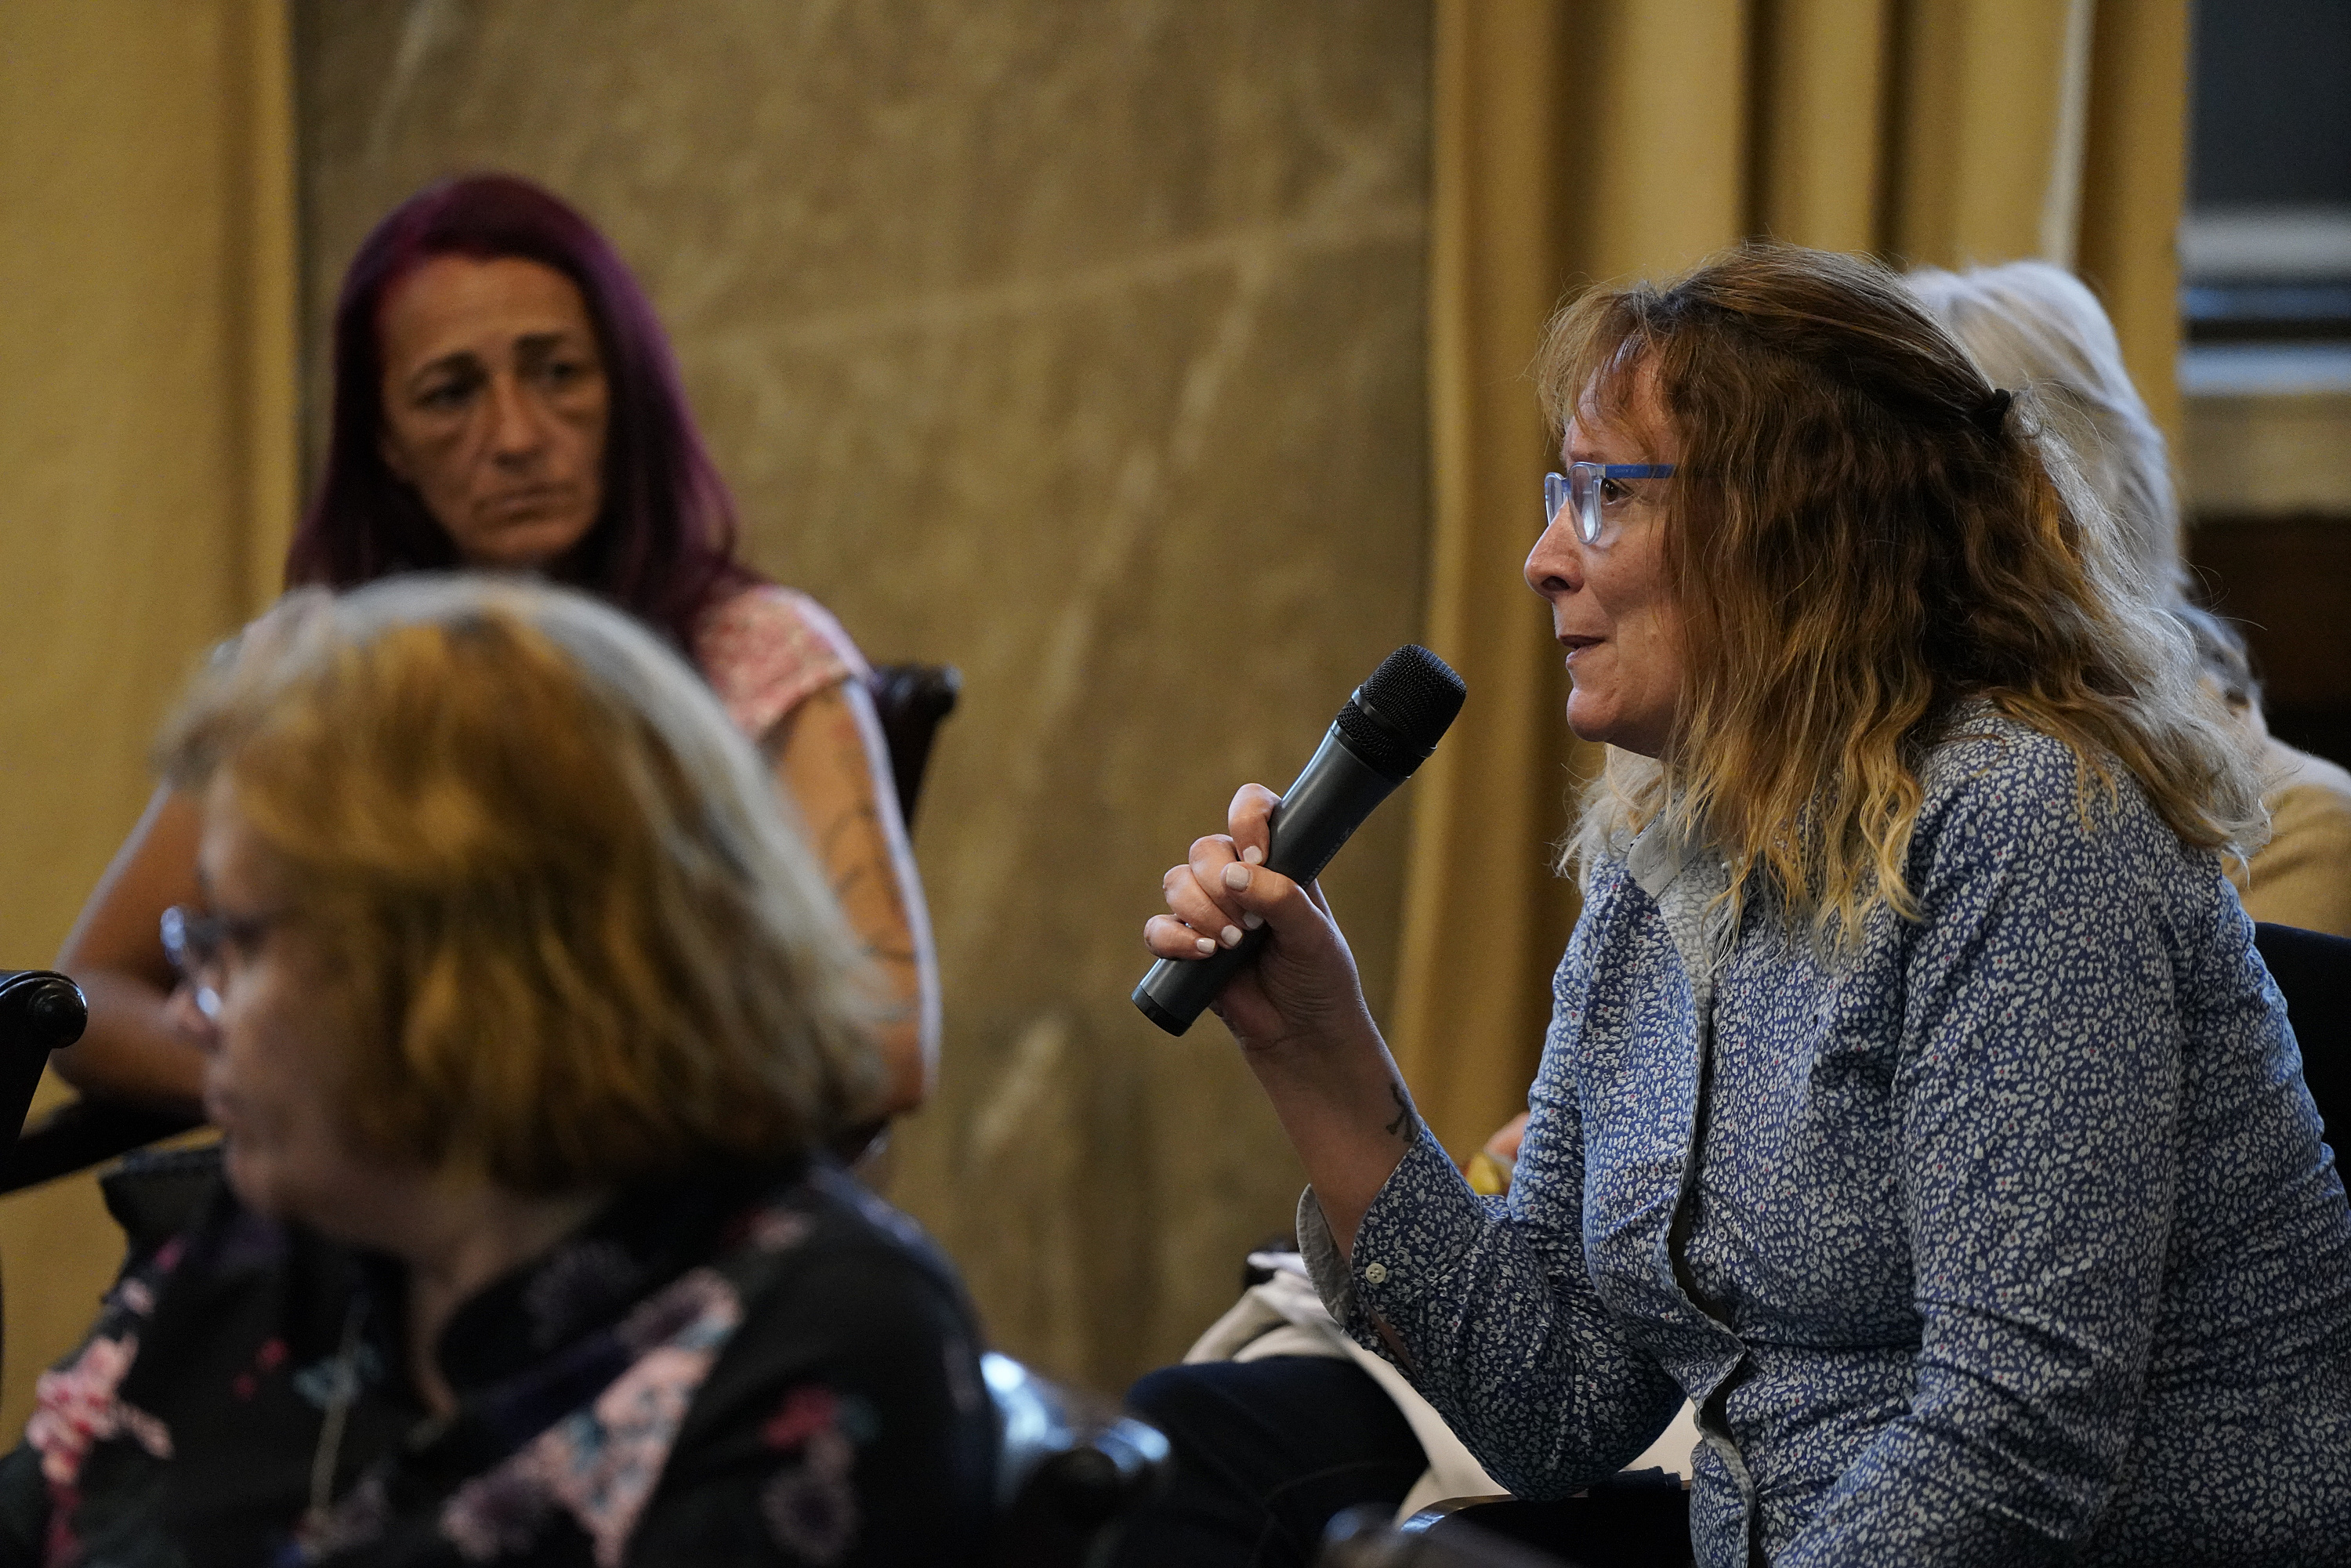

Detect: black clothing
[0, 1148, 994, 1566]
[1109, 1357, 1426, 1568]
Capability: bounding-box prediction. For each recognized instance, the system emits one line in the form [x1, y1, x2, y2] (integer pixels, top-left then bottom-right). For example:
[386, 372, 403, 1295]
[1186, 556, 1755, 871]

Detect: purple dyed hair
[286, 174, 752, 646]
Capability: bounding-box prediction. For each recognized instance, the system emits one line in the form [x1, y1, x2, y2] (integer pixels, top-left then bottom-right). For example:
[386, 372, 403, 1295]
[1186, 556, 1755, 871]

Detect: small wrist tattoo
[1383, 1083, 1417, 1143]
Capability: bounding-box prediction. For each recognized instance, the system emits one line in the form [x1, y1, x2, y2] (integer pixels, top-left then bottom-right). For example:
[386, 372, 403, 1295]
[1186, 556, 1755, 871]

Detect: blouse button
[1364, 1262, 1389, 1284]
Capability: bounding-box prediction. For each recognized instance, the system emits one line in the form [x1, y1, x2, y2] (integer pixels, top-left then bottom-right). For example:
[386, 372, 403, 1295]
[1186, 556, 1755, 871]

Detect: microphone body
[1134, 645, 1465, 1037]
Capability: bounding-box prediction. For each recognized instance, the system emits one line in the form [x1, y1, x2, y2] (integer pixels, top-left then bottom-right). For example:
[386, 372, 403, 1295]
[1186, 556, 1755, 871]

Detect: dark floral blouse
[0, 1147, 997, 1567]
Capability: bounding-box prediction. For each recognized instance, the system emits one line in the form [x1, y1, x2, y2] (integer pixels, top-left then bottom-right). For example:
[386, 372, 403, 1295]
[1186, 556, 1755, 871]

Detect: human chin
[1563, 683, 1621, 747]
[453, 509, 594, 570]
[1563, 651, 1624, 737]
[1565, 683, 1668, 755]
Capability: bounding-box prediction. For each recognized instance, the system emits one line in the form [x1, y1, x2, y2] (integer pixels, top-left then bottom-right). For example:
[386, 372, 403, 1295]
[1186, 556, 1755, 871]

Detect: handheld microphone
[1132, 645, 1465, 1036]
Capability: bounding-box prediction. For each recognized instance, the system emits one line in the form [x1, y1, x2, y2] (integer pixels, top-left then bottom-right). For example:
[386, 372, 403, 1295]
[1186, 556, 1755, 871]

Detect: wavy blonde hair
[1542, 243, 2264, 947]
[159, 575, 881, 1192]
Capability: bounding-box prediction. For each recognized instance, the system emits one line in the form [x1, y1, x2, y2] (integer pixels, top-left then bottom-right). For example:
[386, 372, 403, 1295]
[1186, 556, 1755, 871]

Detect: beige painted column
[0, 0, 296, 1435]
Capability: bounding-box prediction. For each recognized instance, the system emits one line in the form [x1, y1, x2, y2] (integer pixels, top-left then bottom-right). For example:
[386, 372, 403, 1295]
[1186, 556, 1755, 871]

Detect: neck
[333, 1168, 607, 1418]
[404, 1186, 604, 1298]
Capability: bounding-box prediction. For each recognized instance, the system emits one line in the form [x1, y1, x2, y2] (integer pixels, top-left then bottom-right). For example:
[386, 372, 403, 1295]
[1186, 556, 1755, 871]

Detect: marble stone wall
[295, 0, 1430, 1392]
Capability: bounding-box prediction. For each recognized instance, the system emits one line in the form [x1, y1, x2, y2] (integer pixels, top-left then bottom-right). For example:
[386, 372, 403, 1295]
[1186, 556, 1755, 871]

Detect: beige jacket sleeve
[2235, 739, 2351, 938]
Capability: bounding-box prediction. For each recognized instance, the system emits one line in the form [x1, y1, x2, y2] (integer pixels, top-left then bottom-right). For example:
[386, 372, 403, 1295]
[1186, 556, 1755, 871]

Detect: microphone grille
[1335, 644, 1466, 778]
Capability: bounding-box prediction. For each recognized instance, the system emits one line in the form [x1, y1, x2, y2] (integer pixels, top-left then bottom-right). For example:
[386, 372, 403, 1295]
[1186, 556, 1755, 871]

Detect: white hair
[1904, 261, 2183, 593]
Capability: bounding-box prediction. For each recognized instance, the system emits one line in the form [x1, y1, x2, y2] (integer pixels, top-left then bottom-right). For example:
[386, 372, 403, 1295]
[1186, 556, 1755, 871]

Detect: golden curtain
[1393, 0, 2190, 1155]
[0, 0, 296, 1435]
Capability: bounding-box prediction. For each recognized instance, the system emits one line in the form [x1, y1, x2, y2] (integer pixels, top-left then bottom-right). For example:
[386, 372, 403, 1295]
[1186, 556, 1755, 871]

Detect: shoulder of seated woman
[695, 581, 835, 646]
[1917, 704, 2155, 825]
[759, 1163, 967, 1296]
[683, 1174, 984, 1367]
[1904, 705, 2212, 912]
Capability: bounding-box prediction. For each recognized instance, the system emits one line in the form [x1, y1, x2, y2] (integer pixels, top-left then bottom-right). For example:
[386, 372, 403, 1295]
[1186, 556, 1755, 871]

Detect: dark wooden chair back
[0, 972, 87, 1171]
[866, 662, 961, 831]
[982, 1351, 1169, 1566]
[2254, 922, 2350, 1153]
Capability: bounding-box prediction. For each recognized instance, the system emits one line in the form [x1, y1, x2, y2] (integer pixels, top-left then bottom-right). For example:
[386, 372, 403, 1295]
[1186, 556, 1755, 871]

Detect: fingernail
[1222, 864, 1251, 890]
[1241, 846, 1264, 866]
[1243, 913, 1264, 930]
[1220, 925, 1243, 948]
[1194, 936, 1217, 956]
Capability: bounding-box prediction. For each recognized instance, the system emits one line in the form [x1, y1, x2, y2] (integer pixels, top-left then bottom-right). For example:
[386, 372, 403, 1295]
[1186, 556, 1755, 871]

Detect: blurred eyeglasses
[160, 904, 277, 1023]
[1543, 463, 1675, 546]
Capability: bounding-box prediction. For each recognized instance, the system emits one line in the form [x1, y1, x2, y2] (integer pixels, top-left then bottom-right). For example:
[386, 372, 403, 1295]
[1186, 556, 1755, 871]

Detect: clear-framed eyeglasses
[161, 904, 277, 1023]
[1543, 463, 1675, 546]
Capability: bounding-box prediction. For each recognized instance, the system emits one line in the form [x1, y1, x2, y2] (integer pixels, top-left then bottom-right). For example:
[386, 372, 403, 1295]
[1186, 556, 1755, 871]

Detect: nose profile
[1525, 517, 1583, 600]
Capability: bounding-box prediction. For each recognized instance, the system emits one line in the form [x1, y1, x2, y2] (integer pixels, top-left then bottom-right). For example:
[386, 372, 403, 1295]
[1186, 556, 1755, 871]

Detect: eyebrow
[1563, 442, 1661, 465]
[513, 329, 590, 357]
[400, 329, 593, 389]
[402, 350, 486, 395]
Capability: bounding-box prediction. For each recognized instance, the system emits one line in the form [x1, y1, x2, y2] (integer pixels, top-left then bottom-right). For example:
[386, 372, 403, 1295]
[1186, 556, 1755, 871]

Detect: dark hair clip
[1974, 388, 2013, 438]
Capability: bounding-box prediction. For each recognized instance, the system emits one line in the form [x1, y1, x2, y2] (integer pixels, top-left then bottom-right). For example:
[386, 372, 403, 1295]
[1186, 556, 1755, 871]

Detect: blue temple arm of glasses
[1596, 464, 1675, 477]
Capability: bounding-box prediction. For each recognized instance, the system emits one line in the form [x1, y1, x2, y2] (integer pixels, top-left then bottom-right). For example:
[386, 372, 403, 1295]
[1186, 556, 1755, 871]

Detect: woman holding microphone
[1146, 244, 2351, 1565]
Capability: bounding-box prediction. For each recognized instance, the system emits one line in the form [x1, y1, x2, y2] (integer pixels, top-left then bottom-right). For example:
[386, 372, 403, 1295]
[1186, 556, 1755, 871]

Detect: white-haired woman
[1149, 244, 2351, 1565]
[1907, 258, 2351, 938]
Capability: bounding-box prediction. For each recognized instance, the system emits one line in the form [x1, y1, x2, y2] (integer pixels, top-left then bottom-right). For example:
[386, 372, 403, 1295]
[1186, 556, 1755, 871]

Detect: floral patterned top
[0, 1150, 996, 1567]
[1302, 708, 2351, 1566]
[693, 586, 869, 747]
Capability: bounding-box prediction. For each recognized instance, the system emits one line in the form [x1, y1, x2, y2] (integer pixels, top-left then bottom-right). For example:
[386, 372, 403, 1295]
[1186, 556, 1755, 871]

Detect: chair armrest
[2, 1098, 205, 1196]
[982, 1351, 1170, 1568]
[0, 970, 88, 1187]
[1397, 1495, 1516, 1530]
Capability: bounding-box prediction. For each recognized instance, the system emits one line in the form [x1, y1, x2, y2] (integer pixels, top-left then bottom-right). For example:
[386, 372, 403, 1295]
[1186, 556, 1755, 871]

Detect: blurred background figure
[0, 577, 994, 1564]
[1908, 259, 2351, 936]
[49, 172, 940, 1129]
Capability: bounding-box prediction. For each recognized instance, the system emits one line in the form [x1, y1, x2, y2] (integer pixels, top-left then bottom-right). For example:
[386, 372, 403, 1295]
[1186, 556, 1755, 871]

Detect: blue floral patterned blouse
[1303, 709, 2351, 1566]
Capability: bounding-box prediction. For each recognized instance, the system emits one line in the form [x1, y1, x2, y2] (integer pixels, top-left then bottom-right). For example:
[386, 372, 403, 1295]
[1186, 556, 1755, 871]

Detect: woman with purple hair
[53, 174, 939, 1131]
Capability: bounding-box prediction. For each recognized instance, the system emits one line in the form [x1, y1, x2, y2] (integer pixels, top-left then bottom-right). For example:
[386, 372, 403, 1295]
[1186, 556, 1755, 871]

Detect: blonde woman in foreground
[1148, 244, 2351, 1565]
[0, 578, 993, 1566]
